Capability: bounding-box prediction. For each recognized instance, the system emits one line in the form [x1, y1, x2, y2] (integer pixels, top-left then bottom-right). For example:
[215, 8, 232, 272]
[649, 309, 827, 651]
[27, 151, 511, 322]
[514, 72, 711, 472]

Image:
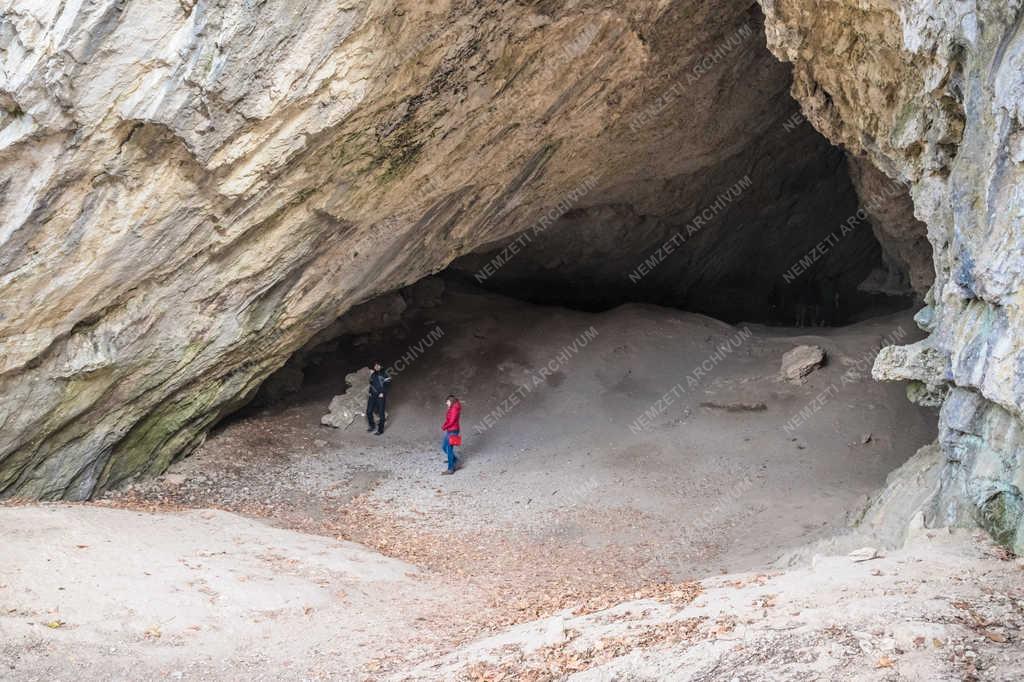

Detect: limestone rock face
[1, 0, 808, 499]
[846, 155, 933, 297]
[760, 0, 1024, 550]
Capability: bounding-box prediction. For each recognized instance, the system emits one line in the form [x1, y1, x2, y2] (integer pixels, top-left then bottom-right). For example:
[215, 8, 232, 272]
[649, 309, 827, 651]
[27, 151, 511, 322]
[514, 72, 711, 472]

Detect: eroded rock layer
[760, 0, 1024, 550]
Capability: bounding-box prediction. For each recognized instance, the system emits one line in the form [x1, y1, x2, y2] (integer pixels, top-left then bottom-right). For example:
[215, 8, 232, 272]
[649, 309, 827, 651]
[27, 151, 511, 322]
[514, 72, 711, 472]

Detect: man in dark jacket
[366, 362, 391, 435]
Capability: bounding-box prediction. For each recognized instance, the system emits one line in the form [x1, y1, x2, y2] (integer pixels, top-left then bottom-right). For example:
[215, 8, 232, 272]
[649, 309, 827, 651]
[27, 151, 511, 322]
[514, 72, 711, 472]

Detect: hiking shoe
[374, 430, 384, 436]
[366, 426, 375, 432]
[441, 469, 454, 475]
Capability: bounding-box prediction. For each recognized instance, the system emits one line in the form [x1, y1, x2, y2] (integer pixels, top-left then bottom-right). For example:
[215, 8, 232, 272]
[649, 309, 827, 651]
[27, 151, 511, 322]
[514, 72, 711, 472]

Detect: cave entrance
[147, 5, 938, 589]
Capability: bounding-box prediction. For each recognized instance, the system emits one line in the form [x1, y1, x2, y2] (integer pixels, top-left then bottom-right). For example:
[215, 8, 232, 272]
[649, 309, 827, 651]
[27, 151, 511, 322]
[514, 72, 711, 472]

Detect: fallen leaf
[44, 619, 65, 629]
[876, 655, 895, 668]
[983, 631, 1007, 643]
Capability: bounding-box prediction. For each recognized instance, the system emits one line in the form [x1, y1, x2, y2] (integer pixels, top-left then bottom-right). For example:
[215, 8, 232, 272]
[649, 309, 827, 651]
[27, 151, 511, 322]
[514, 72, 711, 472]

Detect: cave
[4, 0, 1023, 677]
[228, 20, 942, 585]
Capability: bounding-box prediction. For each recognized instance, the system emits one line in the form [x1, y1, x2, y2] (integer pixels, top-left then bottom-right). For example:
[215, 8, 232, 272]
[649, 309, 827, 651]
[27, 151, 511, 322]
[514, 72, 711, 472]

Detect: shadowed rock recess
[0, 0, 1020, 552]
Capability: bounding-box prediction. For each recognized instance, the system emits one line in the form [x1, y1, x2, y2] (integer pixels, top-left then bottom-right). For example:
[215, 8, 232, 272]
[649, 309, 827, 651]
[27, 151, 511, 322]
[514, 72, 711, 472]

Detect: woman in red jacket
[441, 394, 461, 475]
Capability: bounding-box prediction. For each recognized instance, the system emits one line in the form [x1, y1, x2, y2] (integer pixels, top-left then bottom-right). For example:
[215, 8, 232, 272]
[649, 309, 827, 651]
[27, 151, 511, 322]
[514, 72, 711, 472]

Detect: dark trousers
[366, 394, 386, 432]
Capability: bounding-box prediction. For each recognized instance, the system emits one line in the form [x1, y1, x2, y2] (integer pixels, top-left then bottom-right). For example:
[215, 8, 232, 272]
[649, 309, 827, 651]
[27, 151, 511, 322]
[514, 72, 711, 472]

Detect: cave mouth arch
[423, 2, 936, 328]
[216, 7, 941, 580]
[95, 0, 934, 586]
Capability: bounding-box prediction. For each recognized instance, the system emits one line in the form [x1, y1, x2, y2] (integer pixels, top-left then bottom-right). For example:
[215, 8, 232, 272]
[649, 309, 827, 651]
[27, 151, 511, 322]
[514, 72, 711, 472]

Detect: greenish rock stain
[906, 380, 946, 407]
[97, 378, 225, 491]
[976, 490, 1024, 552]
[377, 130, 425, 185]
[93, 344, 286, 495]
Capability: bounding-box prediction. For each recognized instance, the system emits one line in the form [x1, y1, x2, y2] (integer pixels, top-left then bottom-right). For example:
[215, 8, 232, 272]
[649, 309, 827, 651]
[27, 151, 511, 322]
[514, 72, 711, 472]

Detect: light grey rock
[320, 396, 358, 430]
[848, 547, 881, 562]
[781, 345, 826, 382]
[320, 368, 372, 430]
[873, 339, 951, 407]
[935, 387, 1024, 552]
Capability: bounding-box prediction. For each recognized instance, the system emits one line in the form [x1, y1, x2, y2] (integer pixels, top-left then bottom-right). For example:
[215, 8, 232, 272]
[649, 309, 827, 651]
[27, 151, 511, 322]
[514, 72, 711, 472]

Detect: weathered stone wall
[846, 155, 933, 297]
[760, 0, 1024, 551]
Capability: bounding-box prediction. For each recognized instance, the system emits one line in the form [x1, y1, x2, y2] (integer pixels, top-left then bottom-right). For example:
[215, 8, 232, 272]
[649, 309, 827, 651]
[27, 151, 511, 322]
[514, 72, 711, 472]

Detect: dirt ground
[4, 505, 1022, 681]
[405, 528, 1024, 682]
[3, 287, 968, 680]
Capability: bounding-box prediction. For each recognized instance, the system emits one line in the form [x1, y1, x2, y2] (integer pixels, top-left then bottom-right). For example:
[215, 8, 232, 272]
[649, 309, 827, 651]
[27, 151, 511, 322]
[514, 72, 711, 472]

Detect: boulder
[848, 547, 882, 562]
[781, 345, 826, 382]
[321, 368, 372, 429]
[872, 340, 949, 407]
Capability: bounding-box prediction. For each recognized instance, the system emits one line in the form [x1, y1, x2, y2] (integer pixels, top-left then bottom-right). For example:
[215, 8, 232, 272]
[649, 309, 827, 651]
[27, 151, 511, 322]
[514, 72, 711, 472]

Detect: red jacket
[442, 400, 461, 431]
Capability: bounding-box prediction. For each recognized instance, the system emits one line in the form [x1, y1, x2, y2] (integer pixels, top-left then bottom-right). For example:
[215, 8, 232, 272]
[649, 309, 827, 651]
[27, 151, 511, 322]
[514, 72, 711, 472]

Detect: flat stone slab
[781, 344, 826, 382]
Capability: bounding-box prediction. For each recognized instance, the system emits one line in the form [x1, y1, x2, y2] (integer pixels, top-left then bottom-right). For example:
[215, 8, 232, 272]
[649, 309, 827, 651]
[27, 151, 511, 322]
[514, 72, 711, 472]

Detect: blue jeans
[442, 430, 460, 471]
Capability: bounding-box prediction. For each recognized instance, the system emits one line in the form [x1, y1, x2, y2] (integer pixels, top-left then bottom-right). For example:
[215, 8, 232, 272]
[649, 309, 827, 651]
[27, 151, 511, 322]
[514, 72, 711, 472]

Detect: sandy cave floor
[7, 288, 1016, 680]
[109, 287, 939, 574]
